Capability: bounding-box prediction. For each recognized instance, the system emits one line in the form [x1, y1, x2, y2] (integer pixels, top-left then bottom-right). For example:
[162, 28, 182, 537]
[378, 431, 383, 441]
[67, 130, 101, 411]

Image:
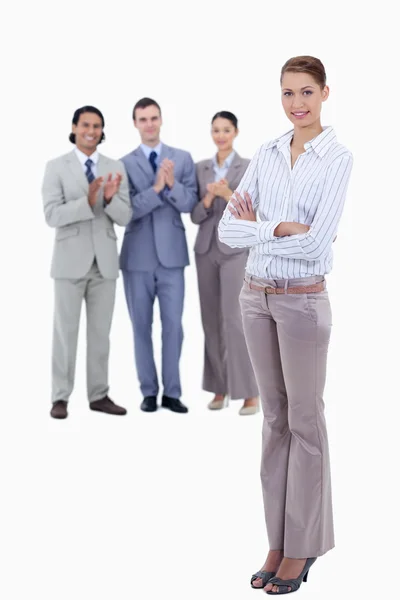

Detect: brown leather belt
[245, 280, 325, 295]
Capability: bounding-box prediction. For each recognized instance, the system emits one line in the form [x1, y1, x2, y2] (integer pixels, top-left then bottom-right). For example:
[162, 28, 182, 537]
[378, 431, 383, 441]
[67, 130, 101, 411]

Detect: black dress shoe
[140, 396, 158, 412]
[161, 395, 188, 413]
[89, 396, 127, 415]
[50, 400, 68, 419]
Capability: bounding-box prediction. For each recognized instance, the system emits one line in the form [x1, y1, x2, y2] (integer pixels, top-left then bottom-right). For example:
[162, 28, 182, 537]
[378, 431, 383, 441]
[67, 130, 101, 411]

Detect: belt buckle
[265, 286, 276, 295]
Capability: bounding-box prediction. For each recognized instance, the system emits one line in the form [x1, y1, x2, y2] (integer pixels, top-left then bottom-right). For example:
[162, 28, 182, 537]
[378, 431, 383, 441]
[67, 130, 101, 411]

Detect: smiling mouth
[292, 112, 309, 118]
[84, 136, 96, 141]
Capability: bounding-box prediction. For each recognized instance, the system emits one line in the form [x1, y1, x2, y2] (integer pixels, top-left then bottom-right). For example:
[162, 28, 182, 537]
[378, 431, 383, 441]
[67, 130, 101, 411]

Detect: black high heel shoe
[266, 557, 316, 595]
[250, 570, 276, 589]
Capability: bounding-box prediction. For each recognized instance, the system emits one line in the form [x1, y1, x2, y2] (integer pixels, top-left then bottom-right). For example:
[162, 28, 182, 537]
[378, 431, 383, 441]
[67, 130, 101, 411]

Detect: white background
[1, 1, 399, 598]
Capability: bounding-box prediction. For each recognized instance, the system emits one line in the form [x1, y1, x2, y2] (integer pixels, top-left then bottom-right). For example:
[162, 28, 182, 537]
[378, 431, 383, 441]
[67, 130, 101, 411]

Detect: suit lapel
[158, 143, 170, 163]
[201, 159, 215, 192]
[225, 152, 243, 188]
[66, 151, 89, 194]
[133, 147, 155, 181]
[97, 154, 110, 178]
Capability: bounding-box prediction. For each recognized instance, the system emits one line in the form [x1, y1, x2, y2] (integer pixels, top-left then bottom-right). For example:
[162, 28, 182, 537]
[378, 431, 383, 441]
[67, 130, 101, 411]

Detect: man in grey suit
[43, 106, 132, 419]
[120, 98, 197, 413]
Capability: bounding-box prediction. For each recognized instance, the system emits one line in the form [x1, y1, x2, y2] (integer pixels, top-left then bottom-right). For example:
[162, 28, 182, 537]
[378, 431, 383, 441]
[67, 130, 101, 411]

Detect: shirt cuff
[256, 220, 282, 243]
[254, 242, 271, 255]
[163, 185, 177, 203]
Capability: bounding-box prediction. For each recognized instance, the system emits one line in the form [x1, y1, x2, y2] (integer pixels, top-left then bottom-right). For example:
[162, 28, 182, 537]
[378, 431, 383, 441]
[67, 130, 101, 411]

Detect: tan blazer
[191, 153, 249, 255]
[42, 151, 132, 279]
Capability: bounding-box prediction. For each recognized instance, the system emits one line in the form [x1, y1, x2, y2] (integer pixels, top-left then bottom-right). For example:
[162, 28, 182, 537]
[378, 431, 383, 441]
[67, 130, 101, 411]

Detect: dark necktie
[85, 158, 95, 183]
[149, 151, 157, 173]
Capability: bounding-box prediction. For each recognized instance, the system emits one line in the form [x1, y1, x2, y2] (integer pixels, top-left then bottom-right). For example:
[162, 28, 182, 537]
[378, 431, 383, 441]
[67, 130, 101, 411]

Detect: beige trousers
[239, 273, 334, 558]
[52, 261, 116, 403]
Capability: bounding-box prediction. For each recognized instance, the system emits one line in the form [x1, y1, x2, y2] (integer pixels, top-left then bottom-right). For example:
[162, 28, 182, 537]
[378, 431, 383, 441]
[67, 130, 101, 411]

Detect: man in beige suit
[42, 106, 132, 419]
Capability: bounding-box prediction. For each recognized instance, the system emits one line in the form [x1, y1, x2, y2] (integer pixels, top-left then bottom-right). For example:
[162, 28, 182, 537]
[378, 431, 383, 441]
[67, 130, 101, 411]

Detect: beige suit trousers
[52, 261, 116, 403]
[239, 274, 334, 558]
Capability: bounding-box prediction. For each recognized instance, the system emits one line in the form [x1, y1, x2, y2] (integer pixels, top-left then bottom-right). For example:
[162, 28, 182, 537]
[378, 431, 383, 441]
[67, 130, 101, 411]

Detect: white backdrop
[1, 1, 399, 598]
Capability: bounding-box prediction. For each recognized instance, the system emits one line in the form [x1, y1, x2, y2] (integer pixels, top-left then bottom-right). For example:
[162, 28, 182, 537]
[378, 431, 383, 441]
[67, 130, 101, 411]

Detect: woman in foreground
[218, 56, 353, 594]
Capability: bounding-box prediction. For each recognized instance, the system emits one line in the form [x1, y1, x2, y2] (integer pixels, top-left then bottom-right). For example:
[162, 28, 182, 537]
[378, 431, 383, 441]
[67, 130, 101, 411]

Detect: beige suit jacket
[42, 151, 132, 279]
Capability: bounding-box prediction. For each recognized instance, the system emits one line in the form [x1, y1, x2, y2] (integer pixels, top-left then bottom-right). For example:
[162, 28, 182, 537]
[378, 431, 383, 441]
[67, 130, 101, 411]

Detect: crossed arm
[218, 152, 353, 261]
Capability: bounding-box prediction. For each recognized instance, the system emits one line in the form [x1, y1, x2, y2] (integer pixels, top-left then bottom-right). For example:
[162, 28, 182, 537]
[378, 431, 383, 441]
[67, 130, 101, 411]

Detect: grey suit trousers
[195, 241, 258, 399]
[239, 274, 334, 558]
[52, 261, 116, 403]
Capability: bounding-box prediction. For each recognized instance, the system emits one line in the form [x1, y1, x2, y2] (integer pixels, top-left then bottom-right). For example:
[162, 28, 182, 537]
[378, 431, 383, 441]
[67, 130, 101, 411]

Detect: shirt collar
[140, 142, 163, 160]
[212, 150, 236, 170]
[74, 147, 99, 166]
[272, 126, 336, 158]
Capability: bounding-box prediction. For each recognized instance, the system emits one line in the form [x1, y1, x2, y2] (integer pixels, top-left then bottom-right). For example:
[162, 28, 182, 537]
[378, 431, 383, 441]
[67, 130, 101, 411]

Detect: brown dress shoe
[50, 400, 68, 419]
[89, 396, 127, 415]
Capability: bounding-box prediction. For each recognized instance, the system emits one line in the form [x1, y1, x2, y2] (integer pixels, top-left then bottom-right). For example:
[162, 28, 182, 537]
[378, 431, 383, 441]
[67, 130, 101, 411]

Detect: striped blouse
[218, 126, 353, 279]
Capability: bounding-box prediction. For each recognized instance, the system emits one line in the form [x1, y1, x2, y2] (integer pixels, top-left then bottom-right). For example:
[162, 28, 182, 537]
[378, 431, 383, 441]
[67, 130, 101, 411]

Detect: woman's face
[211, 118, 238, 151]
[281, 71, 329, 128]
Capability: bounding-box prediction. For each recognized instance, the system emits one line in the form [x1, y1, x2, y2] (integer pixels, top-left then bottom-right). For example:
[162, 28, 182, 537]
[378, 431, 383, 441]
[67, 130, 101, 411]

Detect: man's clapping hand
[161, 158, 175, 189]
[88, 177, 104, 207]
[104, 172, 122, 203]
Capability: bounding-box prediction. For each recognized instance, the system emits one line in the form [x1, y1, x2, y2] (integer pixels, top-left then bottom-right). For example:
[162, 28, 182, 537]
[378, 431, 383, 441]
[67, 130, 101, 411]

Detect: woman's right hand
[212, 178, 233, 201]
[203, 184, 217, 209]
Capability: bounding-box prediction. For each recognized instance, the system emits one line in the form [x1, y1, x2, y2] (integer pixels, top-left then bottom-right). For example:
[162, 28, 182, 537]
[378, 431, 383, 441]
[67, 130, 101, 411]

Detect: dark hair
[280, 56, 326, 89]
[211, 111, 238, 129]
[69, 106, 105, 144]
[132, 97, 162, 120]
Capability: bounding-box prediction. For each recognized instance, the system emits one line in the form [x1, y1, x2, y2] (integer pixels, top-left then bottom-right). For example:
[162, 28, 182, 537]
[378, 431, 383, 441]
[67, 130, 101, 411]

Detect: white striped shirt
[218, 126, 353, 279]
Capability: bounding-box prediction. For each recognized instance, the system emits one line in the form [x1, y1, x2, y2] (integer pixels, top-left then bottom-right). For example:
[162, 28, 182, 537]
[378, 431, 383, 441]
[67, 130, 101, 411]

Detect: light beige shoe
[208, 396, 229, 410]
[239, 403, 260, 416]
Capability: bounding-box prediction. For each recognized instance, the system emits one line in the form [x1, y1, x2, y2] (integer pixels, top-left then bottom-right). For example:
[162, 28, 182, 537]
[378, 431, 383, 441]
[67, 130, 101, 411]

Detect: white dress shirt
[218, 126, 353, 279]
[74, 147, 99, 177]
[212, 151, 236, 182]
[140, 142, 163, 165]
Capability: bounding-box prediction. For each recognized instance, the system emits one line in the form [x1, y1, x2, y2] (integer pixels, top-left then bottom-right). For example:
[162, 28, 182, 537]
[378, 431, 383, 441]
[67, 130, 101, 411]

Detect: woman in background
[191, 111, 259, 415]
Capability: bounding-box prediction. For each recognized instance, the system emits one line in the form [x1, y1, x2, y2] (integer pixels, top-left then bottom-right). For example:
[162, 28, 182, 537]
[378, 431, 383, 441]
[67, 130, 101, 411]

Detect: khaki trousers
[52, 261, 116, 403]
[239, 274, 334, 558]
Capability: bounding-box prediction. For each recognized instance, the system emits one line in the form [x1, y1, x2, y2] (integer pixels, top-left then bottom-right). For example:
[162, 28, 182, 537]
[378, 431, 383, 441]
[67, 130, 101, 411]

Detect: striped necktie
[85, 158, 95, 183]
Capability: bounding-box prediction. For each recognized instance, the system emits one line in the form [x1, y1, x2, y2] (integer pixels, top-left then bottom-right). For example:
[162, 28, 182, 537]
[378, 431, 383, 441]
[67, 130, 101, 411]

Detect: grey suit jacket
[191, 152, 250, 255]
[119, 144, 197, 271]
[43, 151, 132, 279]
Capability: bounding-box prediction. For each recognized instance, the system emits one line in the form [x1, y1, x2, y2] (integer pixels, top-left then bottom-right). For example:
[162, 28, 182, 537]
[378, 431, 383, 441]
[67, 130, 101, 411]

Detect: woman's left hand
[212, 178, 232, 201]
[228, 191, 256, 221]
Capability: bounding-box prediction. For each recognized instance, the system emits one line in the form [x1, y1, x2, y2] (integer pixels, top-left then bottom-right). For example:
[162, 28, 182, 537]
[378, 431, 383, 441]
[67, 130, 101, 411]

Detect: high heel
[208, 395, 229, 410]
[250, 570, 276, 589]
[266, 557, 316, 595]
[239, 397, 260, 415]
[239, 403, 259, 415]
